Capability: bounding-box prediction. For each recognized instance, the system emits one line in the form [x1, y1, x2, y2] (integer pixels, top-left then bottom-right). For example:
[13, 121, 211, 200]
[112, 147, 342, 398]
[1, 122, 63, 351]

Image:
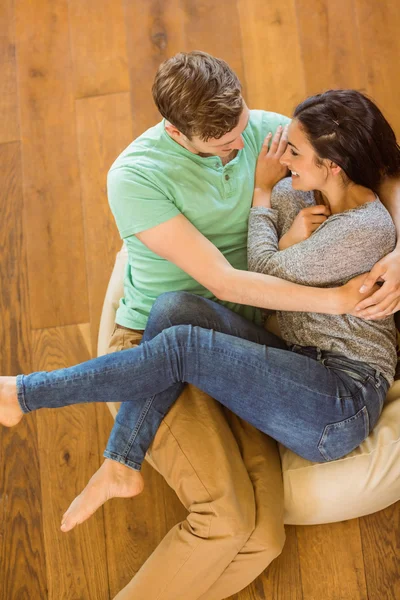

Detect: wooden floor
[0, 1, 399, 598]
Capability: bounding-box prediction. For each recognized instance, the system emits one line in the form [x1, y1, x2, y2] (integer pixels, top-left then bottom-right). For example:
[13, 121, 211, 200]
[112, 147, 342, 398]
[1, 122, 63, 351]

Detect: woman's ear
[328, 161, 342, 176]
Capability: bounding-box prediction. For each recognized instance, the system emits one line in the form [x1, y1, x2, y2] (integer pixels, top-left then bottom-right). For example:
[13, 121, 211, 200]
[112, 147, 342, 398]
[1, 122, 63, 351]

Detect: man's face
[166, 103, 250, 159]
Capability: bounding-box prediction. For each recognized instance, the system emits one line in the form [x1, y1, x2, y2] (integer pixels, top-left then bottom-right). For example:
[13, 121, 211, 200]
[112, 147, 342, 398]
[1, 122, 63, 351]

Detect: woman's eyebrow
[287, 140, 299, 150]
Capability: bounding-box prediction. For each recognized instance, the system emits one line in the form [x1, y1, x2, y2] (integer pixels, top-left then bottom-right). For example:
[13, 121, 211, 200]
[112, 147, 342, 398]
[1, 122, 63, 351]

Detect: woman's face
[280, 119, 332, 191]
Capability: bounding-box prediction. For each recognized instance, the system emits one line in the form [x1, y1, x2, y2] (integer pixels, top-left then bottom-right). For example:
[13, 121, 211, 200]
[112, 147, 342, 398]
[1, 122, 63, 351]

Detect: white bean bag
[98, 246, 400, 525]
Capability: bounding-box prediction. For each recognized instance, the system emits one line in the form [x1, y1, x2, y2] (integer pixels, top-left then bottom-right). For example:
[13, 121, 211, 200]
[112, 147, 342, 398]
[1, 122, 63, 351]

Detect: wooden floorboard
[123, 0, 187, 138]
[1, 1, 399, 598]
[237, 0, 306, 116]
[32, 324, 109, 599]
[359, 502, 400, 600]
[75, 92, 133, 353]
[15, 0, 89, 329]
[68, 0, 130, 99]
[0, 142, 47, 599]
[0, 0, 19, 143]
[296, 519, 368, 600]
[355, 0, 400, 135]
[295, 0, 368, 94]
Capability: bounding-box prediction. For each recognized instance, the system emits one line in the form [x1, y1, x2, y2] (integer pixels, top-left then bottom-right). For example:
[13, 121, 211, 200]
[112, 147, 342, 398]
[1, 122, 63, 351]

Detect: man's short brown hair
[152, 51, 243, 141]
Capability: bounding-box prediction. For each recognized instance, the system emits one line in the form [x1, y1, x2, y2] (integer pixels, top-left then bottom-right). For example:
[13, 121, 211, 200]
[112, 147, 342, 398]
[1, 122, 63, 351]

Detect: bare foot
[0, 377, 23, 427]
[60, 458, 144, 532]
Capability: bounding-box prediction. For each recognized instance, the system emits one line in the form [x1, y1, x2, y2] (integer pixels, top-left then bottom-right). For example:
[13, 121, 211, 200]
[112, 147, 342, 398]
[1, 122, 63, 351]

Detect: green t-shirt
[107, 109, 290, 329]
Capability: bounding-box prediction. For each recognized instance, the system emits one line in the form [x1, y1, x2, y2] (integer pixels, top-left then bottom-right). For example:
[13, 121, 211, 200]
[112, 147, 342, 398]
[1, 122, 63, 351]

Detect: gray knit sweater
[247, 177, 397, 384]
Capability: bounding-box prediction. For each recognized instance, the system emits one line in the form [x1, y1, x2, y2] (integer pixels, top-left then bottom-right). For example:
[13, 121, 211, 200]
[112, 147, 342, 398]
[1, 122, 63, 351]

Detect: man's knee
[248, 523, 286, 569]
[185, 500, 256, 553]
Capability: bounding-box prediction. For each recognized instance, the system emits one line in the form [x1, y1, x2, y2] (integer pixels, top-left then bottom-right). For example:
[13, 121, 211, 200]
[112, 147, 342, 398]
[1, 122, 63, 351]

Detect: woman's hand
[254, 125, 289, 192]
[279, 205, 331, 250]
[354, 249, 400, 319]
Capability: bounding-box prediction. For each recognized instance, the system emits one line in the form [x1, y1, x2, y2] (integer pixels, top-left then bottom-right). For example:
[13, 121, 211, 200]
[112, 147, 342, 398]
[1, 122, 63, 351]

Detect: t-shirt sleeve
[107, 166, 181, 239]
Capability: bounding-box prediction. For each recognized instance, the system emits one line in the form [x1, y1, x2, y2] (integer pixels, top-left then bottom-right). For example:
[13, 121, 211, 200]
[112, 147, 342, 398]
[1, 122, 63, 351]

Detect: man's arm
[379, 176, 400, 249]
[356, 176, 400, 319]
[136, 214, 368, 315]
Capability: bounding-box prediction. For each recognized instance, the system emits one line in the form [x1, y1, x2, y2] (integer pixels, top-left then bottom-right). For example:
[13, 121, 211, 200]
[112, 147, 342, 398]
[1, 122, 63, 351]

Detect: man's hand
[279, 205, 331, 250]
[354, 250, 400, 319]
[337, 274, 381, 315]
[254, 125, 289, 193]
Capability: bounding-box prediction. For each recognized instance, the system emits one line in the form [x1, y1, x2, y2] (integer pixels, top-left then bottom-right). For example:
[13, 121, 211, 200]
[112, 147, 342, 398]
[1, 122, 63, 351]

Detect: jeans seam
[318, 405, 369, 461]
[16, 375, 30, 413]
[121, 395, 157, 460]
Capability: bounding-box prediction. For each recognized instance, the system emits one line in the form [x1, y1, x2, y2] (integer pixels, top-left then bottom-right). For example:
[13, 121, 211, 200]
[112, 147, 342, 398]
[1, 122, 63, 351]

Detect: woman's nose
[280, 148, 290, 166]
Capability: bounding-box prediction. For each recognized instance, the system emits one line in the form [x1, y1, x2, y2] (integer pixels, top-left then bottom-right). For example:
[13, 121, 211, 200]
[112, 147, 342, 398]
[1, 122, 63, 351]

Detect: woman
[1, 90, 400, 533]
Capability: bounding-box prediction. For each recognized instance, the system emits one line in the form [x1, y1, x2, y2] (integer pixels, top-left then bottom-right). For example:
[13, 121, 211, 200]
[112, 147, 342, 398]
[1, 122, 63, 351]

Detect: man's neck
[220, 150, 238, 166]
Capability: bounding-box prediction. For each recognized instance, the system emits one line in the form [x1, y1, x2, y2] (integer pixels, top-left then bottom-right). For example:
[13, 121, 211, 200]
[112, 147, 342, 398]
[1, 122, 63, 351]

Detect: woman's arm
[248, 204, 396, 303]
[247, 205, 280, 273]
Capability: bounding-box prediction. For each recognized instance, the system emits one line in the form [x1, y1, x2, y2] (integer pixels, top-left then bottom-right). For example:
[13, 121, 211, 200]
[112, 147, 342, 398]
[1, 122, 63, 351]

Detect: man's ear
[165, 122, 183, 139]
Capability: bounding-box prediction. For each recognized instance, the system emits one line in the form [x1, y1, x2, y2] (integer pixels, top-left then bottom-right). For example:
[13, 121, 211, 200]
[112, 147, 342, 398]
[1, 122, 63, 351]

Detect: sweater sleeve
[249, 201, 396, 287]
[247, 177, 314, 274]
[247, 207, 280, 273]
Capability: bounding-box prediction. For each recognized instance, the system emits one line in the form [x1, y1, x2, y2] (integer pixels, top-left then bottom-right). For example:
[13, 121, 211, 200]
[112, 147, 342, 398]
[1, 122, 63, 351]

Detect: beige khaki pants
[109, 326, 285, 600]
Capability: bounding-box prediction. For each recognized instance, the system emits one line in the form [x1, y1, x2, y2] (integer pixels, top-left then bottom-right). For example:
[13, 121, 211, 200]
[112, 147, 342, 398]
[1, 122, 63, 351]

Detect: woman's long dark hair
[293, 90, 400, 193]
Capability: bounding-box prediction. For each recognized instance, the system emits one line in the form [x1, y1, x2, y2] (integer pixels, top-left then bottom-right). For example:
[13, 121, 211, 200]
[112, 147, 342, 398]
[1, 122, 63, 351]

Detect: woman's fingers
[262, 125, 289, 159]
[262, 132, 273, 152]
[277, 124, 289, 155]
[268, 126, 283, 154]
[310, 205, 331, 216]
[356, 287, 399, 318]
[271, 126, 289, 157]
[311, 215, 329, 225]
[364, 298, 400, 320]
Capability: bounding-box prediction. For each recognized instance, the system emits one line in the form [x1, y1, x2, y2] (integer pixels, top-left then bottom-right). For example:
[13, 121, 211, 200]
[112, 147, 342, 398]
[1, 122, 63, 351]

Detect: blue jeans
[16, 292, 388, 465]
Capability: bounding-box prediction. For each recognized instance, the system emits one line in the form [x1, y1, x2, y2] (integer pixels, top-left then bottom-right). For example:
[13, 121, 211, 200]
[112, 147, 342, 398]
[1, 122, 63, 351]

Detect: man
[63, 52, 400, 599]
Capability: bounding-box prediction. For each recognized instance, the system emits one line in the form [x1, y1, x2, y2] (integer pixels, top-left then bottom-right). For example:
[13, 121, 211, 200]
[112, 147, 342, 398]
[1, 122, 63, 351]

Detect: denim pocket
[318, 406, 370, 461]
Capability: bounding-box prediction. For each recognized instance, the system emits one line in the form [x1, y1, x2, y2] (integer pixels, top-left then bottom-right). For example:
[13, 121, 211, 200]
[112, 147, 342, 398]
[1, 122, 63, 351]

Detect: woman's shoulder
[343, 197, 395, 230]
[319, 198, 396, 255]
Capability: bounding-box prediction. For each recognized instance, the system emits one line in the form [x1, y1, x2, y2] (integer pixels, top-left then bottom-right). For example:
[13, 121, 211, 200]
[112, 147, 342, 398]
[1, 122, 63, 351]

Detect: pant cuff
[16, 375, 31, 414]
[103, 450, 141, 471]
